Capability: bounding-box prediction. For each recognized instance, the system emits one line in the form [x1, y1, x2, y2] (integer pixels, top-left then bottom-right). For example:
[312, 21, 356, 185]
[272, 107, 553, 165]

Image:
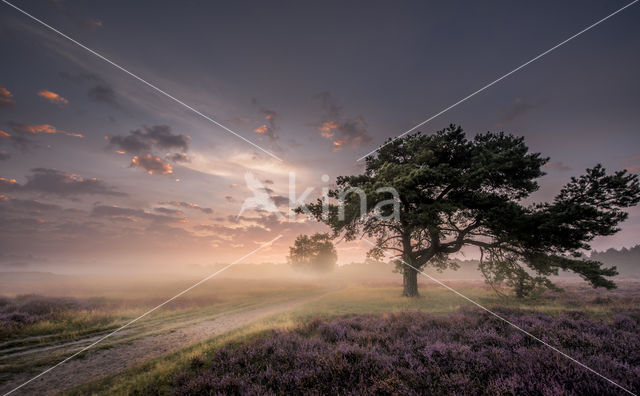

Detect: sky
[0, 0, 639, 272]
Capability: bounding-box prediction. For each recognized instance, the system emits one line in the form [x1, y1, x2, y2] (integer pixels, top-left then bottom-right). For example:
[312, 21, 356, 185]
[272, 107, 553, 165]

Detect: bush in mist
[288, 233, 337, 273]
[172, 309, 640, 395]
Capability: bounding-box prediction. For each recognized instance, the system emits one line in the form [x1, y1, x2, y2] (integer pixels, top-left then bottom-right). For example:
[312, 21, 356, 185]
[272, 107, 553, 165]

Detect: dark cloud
[166, 152, 191, 163]
[0, 87, 16, 107]
[91, 205, 182, 223]
[313, 92, 372, 151]
[496, 98, 547, 126]
[271, 195, 290, 207]
[109, 125, 189, 154]
[0, 168, 125, 197]
[154, 207, 184, 216]
[108, 133, 151, 154]
[163, 200, 213, 214]
[0, 177, 20, 192]
[225, 196, 235, 203]
[0, 150, 10, 161]
[0, 132, 38, 152]
[130, 155, 173, 175]
[0, 195, 60, 212]
[544, 161, 572, 172]
[250, 99, 281, 144]
[88, 84, 119, 109]
[59, 72, 121, 110]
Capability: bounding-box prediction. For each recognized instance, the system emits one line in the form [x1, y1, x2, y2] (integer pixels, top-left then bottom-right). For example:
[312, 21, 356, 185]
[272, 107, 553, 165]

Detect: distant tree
[288, 233, 337, 273]
[302, 125, 640, 297]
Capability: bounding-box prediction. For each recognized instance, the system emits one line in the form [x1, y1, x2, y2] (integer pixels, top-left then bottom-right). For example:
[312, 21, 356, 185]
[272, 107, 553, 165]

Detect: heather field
[53, 280, 640, 396]
[169, 309, 640, 395]
[0, 276, 329, 391]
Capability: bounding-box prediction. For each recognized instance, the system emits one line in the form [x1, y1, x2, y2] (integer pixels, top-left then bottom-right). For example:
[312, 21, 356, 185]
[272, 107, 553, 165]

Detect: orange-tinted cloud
[131, 155, 173, 175]
[253, 124, 279, 143]
[314, 92, 372, 151]
[254, 125, 269, 134]
[9, 122, 83, 138]
[319, 121, 338, 138]
[37, 90, 69, 105]
[0, 87, 15, 107]
[0, 177, 18, 184]
[0, 130, 10, 138]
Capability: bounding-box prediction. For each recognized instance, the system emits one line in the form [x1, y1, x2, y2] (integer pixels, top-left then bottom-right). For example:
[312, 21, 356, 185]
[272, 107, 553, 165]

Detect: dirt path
[0, 293, 327, 395]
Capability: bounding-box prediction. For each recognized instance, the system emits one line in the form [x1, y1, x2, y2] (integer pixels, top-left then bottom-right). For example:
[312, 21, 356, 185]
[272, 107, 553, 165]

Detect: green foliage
[302, 125, 640, 297]
[288, 233, 337, 273]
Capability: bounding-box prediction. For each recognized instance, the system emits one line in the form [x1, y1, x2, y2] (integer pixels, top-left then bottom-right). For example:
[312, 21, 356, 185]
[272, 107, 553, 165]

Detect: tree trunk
[402, 266, 419, 297]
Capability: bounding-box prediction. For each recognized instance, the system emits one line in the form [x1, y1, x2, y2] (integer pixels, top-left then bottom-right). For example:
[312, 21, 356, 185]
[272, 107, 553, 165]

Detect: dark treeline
[591, 245, 640, 276]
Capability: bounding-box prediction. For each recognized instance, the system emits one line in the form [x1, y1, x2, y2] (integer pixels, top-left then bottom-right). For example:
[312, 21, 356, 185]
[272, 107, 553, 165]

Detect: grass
[0, 279, 326, 377]
[61, 281, 640, 395]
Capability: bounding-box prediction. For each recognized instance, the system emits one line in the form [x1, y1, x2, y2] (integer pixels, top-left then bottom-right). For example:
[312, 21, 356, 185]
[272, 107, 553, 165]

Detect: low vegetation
[64, 282, 640, 395]
[170, 308, 640, 395]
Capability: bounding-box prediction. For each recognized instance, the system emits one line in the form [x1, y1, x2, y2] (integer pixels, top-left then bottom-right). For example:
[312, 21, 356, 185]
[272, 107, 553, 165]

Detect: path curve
[0, 292, 331, 395]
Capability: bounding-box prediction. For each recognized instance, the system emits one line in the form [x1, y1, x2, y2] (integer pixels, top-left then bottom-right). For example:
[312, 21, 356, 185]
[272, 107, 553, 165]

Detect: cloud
[544, 161, 572, 172]
[0, 168, 125, 197]
[162, 200, 213, 214]
[91, 205, 184, 223]
[0, 195, 60, 213]
[271, 195, 290, 207]
[253, 124, 278, 142]
[131, 155, 173, 175]
[0, 177, 20, 192]
[0, 129, 38, 152]
[313, 92, 372, 151]
[154, 207, 184, 216]
[0, 87, 15, 107]
[0, 150, 10, 161]
[249, 99, 281, 144]
[166, 152, 191, 163]
[108, 125, 189, 154]
[88, 84, 119, 109]
[37, 90, 69, 105]
[496, 98, 546, 126]
[59, 72, 121, 110]
[9, 121, 83, 138]
[0, 121, 82, 152]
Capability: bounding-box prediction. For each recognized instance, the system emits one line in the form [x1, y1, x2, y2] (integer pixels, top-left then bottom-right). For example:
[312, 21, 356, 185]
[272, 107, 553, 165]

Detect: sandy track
[0, 294, 324, 395]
